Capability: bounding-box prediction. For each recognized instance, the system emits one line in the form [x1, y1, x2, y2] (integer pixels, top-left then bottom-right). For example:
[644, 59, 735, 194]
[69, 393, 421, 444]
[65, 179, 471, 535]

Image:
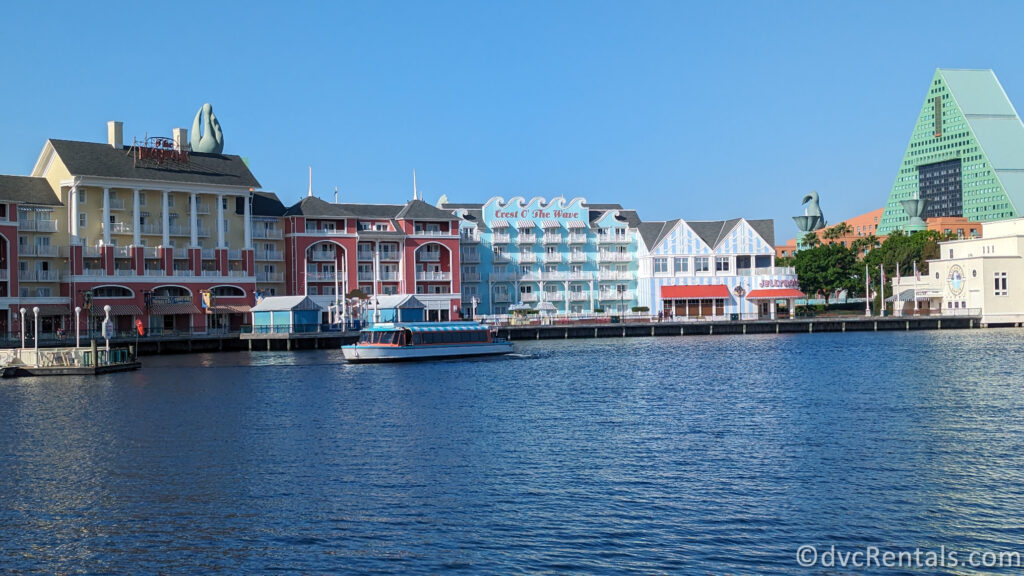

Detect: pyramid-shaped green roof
[877, 68, 1024, 234]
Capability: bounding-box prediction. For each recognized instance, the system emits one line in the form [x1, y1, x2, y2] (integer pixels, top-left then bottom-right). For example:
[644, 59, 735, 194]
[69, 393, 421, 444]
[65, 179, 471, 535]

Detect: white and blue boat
[341, 321, 513, 363]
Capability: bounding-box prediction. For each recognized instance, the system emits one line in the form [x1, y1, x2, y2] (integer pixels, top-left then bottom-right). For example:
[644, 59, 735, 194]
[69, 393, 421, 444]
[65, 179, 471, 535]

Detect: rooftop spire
[413, 170, 418, 201]
[308, 166, 312, 198]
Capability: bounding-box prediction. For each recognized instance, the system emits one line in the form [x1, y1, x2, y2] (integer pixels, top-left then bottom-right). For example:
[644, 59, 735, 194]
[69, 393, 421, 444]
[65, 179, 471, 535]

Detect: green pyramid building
[877, 69, 1024, 235]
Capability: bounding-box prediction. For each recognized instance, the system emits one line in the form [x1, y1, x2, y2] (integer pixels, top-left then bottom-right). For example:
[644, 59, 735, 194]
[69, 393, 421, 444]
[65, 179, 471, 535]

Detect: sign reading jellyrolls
[492, 208, 580, 220]
[759, 278, 800, 288]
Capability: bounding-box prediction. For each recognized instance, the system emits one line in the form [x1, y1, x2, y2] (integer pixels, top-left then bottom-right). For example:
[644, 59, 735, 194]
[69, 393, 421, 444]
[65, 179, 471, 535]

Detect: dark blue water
[3, 330, 1024, 574]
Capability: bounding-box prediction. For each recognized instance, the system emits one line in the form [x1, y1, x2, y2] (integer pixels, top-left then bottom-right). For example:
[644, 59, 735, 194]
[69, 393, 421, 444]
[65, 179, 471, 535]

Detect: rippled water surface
[3, 329, 1024, 574]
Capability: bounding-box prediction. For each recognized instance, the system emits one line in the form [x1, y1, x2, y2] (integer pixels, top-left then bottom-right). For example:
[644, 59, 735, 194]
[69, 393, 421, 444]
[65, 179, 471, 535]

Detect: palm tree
[801, 232, 821, 248]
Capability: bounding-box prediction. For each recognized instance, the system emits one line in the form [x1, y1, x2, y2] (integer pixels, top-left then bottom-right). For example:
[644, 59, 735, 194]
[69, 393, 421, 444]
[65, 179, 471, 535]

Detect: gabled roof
[747, 219, 775, 246]
[395, 199, 456, 220]
[283, 196, 357, 217]
[0, 175, 61, 206]
[687, 219, 741, 248]
[45, 139, 260, 188]
[251, 295, 322, 312]
[252, 191, 286, 217]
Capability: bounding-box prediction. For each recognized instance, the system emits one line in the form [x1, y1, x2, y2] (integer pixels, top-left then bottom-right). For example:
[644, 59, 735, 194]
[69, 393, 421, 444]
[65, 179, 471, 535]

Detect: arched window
[211, 285, 245, 297]
[153, 286, 191, 297]
[93, 285, 133, 298]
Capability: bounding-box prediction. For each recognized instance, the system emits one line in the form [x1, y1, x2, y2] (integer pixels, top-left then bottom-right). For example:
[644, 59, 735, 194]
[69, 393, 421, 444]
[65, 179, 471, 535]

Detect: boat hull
[342, 341, 514, 363]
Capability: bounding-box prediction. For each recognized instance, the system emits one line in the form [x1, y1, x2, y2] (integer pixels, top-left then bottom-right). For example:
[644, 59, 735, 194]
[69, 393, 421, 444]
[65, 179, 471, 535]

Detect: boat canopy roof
[364, 322, 490, 333]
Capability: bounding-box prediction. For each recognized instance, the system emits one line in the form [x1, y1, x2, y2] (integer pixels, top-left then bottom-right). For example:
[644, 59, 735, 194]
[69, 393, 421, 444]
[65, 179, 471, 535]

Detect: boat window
[389, 331, 399, 345]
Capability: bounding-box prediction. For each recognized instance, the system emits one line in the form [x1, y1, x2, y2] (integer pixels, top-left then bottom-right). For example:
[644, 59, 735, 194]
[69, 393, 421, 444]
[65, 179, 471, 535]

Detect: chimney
[107, 121, 123, 149]
[172, 127, 188, 151]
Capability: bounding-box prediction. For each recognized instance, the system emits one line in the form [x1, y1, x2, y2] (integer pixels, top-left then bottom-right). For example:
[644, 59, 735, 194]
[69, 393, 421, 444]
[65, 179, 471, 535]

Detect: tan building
[890, 218, 1024, 326]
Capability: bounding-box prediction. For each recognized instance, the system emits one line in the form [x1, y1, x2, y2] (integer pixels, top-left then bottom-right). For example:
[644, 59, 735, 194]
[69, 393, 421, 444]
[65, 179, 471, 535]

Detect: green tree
[793, 242, 860, 305]
[801, 232, 821, 248]
[822, 222, 853, 242]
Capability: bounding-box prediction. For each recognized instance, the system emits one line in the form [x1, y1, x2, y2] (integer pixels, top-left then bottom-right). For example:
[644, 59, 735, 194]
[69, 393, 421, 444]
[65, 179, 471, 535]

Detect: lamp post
[75, 306, 82, 348]
[32, 307, 39, 367]
[19, 307, 26, 350]
[471, 296, 479, 320]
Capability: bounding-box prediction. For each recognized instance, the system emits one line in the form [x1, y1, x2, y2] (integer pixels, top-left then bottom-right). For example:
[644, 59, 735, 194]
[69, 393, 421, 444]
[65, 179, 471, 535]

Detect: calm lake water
[2, 329, 1024, 574]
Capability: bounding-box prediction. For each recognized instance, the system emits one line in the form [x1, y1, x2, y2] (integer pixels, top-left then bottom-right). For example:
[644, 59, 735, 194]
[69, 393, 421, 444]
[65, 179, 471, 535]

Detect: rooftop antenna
[334, 185, 339, 204]
[413, 170, 418, 201]
[308, 165, 313, 198]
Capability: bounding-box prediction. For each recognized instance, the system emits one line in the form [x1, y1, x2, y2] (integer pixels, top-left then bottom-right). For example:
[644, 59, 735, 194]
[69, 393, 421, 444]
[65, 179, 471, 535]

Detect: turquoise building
[444, 197, 641, 316]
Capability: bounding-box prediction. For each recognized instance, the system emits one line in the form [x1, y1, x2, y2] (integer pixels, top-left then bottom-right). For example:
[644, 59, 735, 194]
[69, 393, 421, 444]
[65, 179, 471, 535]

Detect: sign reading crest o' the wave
[483, 196, 590, 227]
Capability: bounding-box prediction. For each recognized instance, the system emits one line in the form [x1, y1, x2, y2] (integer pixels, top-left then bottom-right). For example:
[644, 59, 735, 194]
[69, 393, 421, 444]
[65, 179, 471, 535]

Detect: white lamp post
[32, 307, 39, 367]
[103, 304, 112, 352]
[19, 307, 26, 350]
[471, 296, 478, 320]
[75, 306, 82, 348]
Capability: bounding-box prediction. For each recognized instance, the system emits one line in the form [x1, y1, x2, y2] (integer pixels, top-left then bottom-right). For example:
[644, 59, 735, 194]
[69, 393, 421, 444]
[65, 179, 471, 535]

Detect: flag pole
[879, 264, 886, 317]
[865, 264, 871, 317]
[913, 261, 919, 315]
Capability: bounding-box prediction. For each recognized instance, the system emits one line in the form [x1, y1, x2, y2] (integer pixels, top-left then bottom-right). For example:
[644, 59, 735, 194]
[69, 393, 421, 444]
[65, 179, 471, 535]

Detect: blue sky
[4, 1, 1024, 241]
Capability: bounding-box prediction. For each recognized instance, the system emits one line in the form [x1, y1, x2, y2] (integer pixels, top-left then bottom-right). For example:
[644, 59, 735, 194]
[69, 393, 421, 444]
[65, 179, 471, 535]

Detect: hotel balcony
[542, 233, 563, 244]
[173, 269, 195, 277]
[143, 267, 164, 276]
[253, 228, 282, 239]
[492, 233, 511, 244]
[569, 292, 589, 301]
[493, 292, 511, 303]
[416, 271, 452, 282]
[357, 250, 373, 261]
[598, 252, 632, 262]
[311, 251, 337, 262]
[597, 232, 633, 244]
[109, 198, 126, 211]
[139, 223, 163, 235]
[201, 270, 221, 277]
[568, 252, 588, 263]
[380, 251, 400, 261]
[188, 202, 211, 215]
[413, 229, 453, 237]
[255, 250, 284, 261]
[543, 253, 563, 263]
[227, 270, 250, 278]
[417, 252, 442, 263]
[568, 233, 588, 244]
[20, 245, 59, 257]
[493, 253, 511, 264]
[256, 272, 285, 283]
[518, 253, 538, 263]
[19, 270, 61, 282]
[356, 271, 374, 282]
[598, 270, 633, 280]
[461, 252, 481, 263]
[114, 246, 131, 258]
[19, 219, 58, 232]
[308, 271, 345, 282]
[83, 246, 103, 258]
[520, 293, 538, 303]
[104, 222, 133, 235]
[460, 229, 480, 243]
[599, 290, 634, 301]
[201, 248, 216, 259]
[380, 271, 400, 281]
[115, 268, 135, 276]
[143, 246, 160, 258]
[490, 272, 518, 282]
[228, 249, 242, 260]
[544, 292, 565, 302]
[462, 272, 481, 282]
[168, 224, 190, 236]
[517, 233, 537, 244]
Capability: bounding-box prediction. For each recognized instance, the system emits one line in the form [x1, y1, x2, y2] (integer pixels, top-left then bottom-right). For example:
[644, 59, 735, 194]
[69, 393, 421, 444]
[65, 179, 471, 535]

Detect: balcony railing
[569, 292, 589, 301]
[544, 293, 565, 302]
[173, 269, 194, 277]
[104, 222, 132, 234]
[115, 269, 135, 276]
[168, 224, 190, 236]
[380, 251, 400, 261]
[20, 219, 58, 232]
[83, 246, 103, 258]
[256, 272, 284, 283]
[201, 270, 221, 277]
[253, 228, 283, 239]
[190, 202, 211, 215]
[543, 253, 563, 263]
[462, 272, 481, 282]
[493, 253, 511, 263]
[255, 250, 284, 261]
[461, 252, 481, 263]
[568, 253, 588, 263]
[417, 252, 441, 262]
[598, 270, 633, 280]
[599, 290, 634, 300]
[114, 246, 131, 258]
[517, 233, 537, 243]
[412, 229, 452, 237]
[80, 268, 107, 277]
[489, 272, 517, 282]
[201, 249, 216, 259]
[598, 252, 631, 262]
[311, 251, 337, 261]
[20, 270, 61, 282]
[518, 253, 537, 263]
[109, 198, 126, 211]
[493, 293, 511, 303]
[596, 231, 634, 244]
[520, 293, 538, 303]
[228, 249, 242, 260]
[357, 251, 374, 261]
[307, 271, 345, 282]
[543, 234, 563, 244]
[492, 233, 511, 244]
[0, 269, 7, 281]
[21, 245, 59, 257]
[228, 270, 249, 277]
[416, 271, 451, 282]
[568, 233, 588, 244]
[460, 230, 480, 243]
[144, 247, 160, 258]
[139, 223, 163, 235]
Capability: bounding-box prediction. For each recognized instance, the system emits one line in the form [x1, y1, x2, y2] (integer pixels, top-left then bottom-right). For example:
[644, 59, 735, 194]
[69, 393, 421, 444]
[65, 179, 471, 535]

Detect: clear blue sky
[5, 1, 1024, 241]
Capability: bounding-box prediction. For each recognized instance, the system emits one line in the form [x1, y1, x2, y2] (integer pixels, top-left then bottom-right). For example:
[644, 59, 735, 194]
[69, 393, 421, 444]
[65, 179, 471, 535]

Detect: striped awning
[515, 220, 536, 229]
[745, 289, 806, 300]
[565, 220, 588, 229]
[150, 303, 201, 315]
[490, 219, 509, 228]
[542, 220, 562, 228]
[402, 323, 487, 332]
[90, 304, 144, 316]
[213, 304, 251, 314]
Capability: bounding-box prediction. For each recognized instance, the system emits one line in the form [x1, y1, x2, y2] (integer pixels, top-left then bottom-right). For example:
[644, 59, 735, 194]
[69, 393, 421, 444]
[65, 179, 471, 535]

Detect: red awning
[660, 284, 730, 299]
[745, 289, 806, 300]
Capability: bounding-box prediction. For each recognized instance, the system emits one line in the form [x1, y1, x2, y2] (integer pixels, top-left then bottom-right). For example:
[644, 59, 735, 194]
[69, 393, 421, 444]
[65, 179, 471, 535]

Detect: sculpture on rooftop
[793, 190, 826, 232]
[190, 103, 224, 154]
[900, 197, 929, 231]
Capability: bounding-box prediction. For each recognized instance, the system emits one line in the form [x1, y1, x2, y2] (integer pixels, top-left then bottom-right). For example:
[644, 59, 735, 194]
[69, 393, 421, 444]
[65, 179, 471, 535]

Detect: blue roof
[364, 322, 490, 332]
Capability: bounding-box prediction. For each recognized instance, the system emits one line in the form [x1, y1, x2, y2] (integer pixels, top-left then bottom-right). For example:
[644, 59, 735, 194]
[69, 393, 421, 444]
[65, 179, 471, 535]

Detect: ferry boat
[342, 321, 514, 363]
